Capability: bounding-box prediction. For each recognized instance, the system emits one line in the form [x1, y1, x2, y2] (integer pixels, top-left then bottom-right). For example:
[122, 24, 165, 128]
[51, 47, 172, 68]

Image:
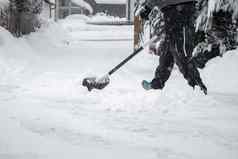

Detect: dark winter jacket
[138, 0, 197, 20]
[146, 0, 197, 10]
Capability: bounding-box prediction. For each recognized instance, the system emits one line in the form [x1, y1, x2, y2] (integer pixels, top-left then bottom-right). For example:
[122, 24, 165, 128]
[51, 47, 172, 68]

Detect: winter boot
[142, 80, 152, 90]
[187, 61, 208, 95]
[142, 78, 165, 90]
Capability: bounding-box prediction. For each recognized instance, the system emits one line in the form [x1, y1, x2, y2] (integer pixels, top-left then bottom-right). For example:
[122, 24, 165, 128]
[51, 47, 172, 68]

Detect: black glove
[138, 4, 152, 20]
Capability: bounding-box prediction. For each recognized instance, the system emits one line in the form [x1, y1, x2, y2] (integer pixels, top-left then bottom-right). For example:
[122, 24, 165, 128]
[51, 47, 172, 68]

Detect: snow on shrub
[207, 0, 238, 18]
[196, 0, 238, 31]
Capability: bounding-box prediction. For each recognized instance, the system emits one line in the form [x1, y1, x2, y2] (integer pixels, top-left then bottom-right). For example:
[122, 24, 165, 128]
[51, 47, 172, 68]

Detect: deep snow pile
[0, 15, 238, 159]
[0, 26, 38, 84]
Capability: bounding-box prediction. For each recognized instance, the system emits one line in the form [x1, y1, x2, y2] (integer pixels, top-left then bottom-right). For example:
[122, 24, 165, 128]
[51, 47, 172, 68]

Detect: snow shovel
[82, 36, 159, 91]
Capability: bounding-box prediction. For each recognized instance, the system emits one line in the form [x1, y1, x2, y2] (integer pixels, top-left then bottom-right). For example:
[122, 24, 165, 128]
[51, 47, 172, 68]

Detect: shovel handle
[108, 36, 158, 76]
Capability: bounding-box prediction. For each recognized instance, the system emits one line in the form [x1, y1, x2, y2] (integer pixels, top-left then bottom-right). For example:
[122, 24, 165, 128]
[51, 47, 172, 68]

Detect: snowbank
[86, 13, 127, 24]
[0, 20, 69, 84]
[0, 26, 34, 84]
[202, 49, 238, 93]
[62, 14, 129, 26]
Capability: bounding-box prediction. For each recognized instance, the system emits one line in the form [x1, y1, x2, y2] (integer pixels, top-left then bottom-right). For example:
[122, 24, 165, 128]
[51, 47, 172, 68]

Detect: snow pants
[150, 2, 206, 89]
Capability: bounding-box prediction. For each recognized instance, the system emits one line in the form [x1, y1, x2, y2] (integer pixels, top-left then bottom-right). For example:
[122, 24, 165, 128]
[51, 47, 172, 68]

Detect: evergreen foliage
[135, 0, 238, 49]
[6, 0, 44, 36]
[196, 0, 238, 31]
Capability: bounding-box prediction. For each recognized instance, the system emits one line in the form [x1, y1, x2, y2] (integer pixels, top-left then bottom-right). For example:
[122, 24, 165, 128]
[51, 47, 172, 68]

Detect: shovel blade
[82, 75, 110, 91]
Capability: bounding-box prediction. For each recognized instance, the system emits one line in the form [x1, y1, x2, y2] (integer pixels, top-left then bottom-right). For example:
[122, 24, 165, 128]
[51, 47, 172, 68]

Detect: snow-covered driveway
[0, 15, 238, 159]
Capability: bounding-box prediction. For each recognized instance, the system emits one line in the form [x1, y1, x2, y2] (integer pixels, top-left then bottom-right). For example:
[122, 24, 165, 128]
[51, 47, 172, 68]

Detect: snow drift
[86, 13, 127, 24]
[0, 26, 36, 84]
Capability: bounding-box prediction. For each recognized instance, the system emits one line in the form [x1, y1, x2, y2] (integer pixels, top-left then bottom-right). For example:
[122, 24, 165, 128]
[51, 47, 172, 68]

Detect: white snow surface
[86, 13, 127, 23]
[0, 15, 238, 159]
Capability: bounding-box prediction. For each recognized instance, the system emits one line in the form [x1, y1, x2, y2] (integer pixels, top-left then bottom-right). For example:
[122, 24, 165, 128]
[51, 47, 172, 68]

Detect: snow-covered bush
[5, 0, 45, 37]
[196, 0, 238, 31]
[208, 0, 238, 18]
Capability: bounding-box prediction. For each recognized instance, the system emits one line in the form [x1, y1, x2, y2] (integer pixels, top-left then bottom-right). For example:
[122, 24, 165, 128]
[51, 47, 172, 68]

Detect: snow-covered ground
[0, 15, 238, 159]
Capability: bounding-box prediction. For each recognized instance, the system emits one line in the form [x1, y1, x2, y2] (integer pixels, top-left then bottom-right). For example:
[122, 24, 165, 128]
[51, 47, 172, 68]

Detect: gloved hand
[137, 3, 152, 20]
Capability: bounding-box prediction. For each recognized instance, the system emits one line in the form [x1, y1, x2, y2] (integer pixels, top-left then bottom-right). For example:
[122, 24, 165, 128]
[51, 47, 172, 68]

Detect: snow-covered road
[0, 15, 238, 159]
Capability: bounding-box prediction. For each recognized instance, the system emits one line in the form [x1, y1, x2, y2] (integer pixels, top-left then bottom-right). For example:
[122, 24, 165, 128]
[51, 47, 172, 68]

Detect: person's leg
[171, 35, 207, 93]
[159, 2, 206, 92]
[150, 50, 174, 89]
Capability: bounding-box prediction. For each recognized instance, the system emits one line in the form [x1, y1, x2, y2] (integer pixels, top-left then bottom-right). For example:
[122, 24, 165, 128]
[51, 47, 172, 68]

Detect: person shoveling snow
[82, 0, 238, 95]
